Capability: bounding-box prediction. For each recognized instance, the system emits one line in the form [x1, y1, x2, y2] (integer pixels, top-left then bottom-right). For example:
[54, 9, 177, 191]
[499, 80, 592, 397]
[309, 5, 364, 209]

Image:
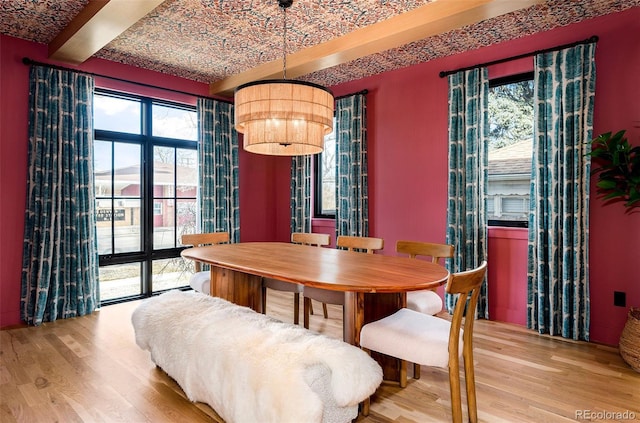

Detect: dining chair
[359, 261, 487, 423]
[303, 235, 384, 332]
[396, 240, 455, 381]
[262, 232, 330, 324]
[180, 232, 230, 295]
[397, 241, 455, 314]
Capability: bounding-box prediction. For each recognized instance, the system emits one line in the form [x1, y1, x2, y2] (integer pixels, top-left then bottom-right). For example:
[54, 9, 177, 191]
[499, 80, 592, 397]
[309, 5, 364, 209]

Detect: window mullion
[142, 98, 154, 295]
[110, 142, 116, 256]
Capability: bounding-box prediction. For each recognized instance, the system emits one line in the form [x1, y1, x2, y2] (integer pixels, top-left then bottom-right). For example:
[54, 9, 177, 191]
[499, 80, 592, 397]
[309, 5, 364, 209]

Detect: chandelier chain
[282, 4, 287, 79]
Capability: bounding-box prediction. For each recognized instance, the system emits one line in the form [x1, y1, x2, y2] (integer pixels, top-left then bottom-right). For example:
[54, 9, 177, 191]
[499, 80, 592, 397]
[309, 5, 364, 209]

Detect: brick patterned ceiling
[1, 0, 637, 89]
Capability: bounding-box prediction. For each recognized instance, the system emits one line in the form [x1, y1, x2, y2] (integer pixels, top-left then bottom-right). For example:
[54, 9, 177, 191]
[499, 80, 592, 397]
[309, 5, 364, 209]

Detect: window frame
[314, 153, 335, 219]
[487, 71, 534, 229]
[313, 117, 337, 219]
[94, 89, 198, 304]
[489, 71, 534, 89]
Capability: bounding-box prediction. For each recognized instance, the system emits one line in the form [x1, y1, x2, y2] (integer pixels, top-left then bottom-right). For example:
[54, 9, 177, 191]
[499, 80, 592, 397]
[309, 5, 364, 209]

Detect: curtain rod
[22, 57, 233, 104]
[439, 35, 599, 78]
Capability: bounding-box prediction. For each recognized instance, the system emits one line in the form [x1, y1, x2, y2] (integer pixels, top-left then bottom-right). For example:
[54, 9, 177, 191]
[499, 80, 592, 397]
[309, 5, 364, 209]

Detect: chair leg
[362, 397, 370, 416]
[413, 362, 421, 379]
[448, 360, 463, 423]
[322, 302, 329, 319]
[303, 297, 311, 329]
[361, 348, 373, 416]
[293, 292, 300, 325]
[400, 359, 407, 388]
[464, 354, 478, 423]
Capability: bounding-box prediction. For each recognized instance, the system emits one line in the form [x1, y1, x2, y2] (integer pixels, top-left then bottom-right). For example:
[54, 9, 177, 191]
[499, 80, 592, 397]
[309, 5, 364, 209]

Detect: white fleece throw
[131, 290, 383, 423]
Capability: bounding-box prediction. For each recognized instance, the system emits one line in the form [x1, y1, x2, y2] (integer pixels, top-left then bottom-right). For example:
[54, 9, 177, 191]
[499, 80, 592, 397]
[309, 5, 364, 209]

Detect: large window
[314, 119, 336, 218]
[487, 72, 534, 227]
[94, 90, 198, 303]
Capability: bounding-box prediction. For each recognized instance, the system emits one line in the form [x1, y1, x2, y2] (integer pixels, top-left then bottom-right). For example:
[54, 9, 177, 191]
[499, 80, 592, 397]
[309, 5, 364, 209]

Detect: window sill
[312, 217, 335, 226]
[488, 226, 528, 240]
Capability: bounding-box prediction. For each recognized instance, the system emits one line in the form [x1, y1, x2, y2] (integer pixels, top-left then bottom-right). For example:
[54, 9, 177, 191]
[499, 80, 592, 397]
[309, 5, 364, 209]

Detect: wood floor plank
[2, 290, 639, 422]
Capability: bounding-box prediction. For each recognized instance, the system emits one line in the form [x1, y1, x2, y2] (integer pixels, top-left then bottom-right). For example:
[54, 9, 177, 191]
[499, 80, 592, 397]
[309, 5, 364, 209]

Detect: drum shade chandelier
[234, 0, 334, 156]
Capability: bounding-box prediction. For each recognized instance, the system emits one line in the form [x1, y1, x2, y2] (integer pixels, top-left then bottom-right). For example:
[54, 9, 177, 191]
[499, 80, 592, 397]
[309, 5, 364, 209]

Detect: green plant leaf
[588, 129, 640, 209]
[603, 190, 625, 200]
[596, 180, 617, 189]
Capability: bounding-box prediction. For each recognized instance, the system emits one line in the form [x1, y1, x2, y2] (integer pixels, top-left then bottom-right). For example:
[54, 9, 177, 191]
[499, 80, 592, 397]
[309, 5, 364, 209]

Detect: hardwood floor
[1, 290, 639, 422]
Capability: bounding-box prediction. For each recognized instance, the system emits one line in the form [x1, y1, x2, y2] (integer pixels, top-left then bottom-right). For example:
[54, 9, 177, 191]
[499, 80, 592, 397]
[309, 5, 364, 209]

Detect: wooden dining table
[181, 242, 450, 347]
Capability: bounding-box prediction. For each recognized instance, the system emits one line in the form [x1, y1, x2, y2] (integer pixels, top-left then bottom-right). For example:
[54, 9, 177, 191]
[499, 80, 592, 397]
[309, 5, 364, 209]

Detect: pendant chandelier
[234, 0, 334, 156]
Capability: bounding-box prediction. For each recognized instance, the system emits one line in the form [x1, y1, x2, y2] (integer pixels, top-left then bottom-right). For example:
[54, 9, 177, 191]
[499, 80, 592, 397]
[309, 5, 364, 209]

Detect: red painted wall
[238, 152, 292, 243]
[487, 228, 529, 326]
[2, 8, 639, 345]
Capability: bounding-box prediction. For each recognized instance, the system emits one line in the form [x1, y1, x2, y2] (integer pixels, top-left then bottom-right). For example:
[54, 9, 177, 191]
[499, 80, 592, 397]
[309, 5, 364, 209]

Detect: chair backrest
[336, 235, 384, 254]
[446, 261, 488, 366]
[291, 232, 330, 247]
[181, 232, 230, 247]
[181, 232, 230, 272]
[396, 240, 454, 264]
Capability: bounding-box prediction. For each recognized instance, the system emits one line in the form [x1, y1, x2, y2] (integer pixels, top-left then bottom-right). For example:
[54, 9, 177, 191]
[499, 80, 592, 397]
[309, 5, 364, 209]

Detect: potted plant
[588, 130, 640, 209]
[588, 129, 640, 372]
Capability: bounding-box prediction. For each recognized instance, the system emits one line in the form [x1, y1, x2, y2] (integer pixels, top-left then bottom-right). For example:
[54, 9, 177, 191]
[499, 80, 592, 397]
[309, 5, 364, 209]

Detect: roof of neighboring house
[488, 139, 532, 176]
[94, 162, 197, 186]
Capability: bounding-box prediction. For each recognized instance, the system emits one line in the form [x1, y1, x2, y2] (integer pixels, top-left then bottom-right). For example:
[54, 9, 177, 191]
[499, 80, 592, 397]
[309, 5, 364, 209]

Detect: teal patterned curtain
[335, 93, 368, 237]
[197, 98, 240, 243]
[445, 68, 489, 318]
[21, 66, 99, 325]
[527, 42, 595, 341]
[290, 155, 312, 233]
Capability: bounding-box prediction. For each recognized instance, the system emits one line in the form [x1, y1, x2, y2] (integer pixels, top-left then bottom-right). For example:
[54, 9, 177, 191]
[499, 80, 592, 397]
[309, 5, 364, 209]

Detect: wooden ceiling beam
[209, 0, 543, 97]
[48, 0, 166, 64]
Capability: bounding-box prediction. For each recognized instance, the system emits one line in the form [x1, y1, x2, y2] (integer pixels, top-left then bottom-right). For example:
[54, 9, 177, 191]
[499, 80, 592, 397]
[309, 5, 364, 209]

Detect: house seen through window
[487, 72, 534, 227]
[93, 90, 198, 303]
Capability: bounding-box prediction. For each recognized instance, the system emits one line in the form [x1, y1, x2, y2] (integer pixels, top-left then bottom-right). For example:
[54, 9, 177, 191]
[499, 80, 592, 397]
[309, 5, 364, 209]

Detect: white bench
[131, 290, 382, 423]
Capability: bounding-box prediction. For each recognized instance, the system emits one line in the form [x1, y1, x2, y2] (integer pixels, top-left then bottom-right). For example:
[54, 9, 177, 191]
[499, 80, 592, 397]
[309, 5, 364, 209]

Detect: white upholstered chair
[396, 240, 455, 380]
[180, 232, 230, 295]
[359, 261, 487, 423]
[303, 235, 384, 332]
[262, 232, 330, 324]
